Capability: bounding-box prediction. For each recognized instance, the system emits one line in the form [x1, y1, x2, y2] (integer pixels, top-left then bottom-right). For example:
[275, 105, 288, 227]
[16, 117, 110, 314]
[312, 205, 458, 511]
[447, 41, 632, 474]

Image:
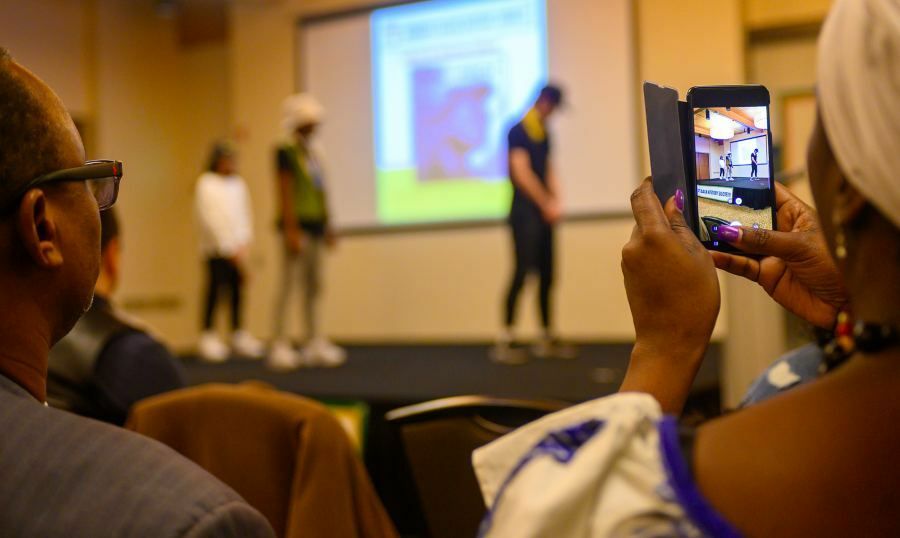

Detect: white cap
[281, 93, 324, 133]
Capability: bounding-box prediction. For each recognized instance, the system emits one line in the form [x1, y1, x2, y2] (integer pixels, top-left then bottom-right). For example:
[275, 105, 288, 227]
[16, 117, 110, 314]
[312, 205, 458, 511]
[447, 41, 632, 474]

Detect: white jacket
[194, 172, 253, 257]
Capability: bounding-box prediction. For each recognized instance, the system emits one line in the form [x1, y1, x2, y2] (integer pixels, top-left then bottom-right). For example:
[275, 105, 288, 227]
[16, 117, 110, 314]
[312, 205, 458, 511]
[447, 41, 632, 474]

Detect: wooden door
[696, 153, 710, 180]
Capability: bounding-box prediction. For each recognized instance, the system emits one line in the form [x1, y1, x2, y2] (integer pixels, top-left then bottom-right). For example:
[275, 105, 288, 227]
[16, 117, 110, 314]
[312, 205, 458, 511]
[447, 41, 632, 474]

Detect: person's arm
[310, 143, 337, 248]
[232, 178, 253, 268]
[546, 156, 561, 200]
[196, 178, 239, 255]
[276, 149, 303, 254]
[619, 178, 720, 414]
[510, 149, 560, 223]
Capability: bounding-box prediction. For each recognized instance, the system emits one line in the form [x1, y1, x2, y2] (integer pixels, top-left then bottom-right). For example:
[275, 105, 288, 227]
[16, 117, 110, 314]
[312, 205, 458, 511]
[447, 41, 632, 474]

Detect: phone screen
[691, 105, 774, 247]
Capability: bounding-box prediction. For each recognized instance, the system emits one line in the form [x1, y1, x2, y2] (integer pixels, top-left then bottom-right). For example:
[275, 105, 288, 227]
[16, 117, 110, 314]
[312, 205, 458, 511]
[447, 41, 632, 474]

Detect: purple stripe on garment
[478, 419, 605, 537]
[658, 416, 743, 538]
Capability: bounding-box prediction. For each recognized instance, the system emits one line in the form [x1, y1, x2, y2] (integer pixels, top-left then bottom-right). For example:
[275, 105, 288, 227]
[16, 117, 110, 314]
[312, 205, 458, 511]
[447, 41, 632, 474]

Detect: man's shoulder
[508, 122, 529, 147]
[0, 389, 271, 537]
[508, 121, 525, 137]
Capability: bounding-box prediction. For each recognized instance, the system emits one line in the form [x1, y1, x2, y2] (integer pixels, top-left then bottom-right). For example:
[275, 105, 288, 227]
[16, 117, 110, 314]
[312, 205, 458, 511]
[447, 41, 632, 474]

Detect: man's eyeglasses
[2, 159, 123, 213]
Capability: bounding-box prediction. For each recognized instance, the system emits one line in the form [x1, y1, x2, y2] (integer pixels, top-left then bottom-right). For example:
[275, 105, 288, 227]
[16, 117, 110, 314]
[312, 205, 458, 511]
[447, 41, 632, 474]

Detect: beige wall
[0, 0, 92, 117]
[92, 0, 232, 346]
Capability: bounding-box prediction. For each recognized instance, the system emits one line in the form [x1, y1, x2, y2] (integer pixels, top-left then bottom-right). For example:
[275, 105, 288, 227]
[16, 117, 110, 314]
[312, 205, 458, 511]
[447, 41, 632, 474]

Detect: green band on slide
[377, 168, 512, 224]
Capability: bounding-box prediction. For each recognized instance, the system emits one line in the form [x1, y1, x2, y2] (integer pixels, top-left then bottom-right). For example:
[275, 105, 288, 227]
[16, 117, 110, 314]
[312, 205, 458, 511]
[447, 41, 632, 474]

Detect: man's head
[534, 84, 563, 121]
[0, 49, 100, 345]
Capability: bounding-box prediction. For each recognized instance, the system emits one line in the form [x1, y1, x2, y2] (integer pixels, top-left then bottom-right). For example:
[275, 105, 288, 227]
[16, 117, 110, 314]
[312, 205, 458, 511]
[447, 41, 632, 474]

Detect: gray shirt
[0, 373, 274, 537]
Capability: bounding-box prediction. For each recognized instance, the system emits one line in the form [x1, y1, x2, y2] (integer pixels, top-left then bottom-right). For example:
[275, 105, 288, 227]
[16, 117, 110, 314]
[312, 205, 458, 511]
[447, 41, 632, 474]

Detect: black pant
[751, 163, 758, 177]
[504, 215, 554, 329]
[203, 257, 241, 330]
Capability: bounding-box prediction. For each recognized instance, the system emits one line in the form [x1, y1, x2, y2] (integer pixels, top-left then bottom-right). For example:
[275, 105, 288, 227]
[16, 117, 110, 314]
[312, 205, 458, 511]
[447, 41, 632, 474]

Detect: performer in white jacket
[195, 141, 265, 362]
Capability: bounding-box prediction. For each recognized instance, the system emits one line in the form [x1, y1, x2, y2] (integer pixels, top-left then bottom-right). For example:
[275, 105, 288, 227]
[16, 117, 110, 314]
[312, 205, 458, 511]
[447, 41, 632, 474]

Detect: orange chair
[127, 382, 397, 538]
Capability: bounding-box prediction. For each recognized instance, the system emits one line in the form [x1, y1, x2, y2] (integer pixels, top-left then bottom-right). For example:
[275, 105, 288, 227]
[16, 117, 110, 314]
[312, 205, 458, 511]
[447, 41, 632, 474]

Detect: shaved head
[0, 48, 84, 204]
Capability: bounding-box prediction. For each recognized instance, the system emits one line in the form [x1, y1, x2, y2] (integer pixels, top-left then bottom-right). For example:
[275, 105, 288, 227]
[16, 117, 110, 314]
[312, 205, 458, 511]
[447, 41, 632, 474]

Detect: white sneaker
[532, 337, 579, 360]
[489, 340, 529, 365]
[232, 330, 265, 359]
[198, 331, 229, 363]
[302, 337, 347, 368]
[268, 340, 303, 372]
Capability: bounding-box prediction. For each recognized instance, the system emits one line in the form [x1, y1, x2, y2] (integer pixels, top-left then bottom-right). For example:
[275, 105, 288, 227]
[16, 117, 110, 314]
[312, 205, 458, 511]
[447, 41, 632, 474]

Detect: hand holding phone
[620, 178, 720, 413]
[710, 182, 849, 328]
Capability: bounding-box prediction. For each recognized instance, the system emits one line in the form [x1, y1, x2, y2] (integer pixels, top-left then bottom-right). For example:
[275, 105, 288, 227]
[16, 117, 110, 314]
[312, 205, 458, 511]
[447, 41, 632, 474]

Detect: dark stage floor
[701, 178, 769, 189]
[179, 343, 721, 404]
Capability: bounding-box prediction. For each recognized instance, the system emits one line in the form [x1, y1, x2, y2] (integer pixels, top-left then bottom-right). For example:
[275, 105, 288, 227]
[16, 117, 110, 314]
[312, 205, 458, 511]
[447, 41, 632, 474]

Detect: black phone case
[642, 82, 698, 234]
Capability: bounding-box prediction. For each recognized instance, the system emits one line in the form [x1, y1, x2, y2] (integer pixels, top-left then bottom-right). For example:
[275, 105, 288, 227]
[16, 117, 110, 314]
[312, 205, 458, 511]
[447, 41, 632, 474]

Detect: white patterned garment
[473, 393, 740, 538]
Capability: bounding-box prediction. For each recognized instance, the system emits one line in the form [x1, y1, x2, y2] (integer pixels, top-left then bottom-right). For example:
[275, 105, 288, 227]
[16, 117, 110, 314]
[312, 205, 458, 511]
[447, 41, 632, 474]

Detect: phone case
[642, 82, 697, 233]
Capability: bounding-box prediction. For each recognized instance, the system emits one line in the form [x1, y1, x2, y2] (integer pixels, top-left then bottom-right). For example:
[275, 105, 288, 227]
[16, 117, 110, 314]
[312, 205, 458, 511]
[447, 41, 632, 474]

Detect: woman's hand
[620, 178, 720, 413]
[711, 182, 848, 328]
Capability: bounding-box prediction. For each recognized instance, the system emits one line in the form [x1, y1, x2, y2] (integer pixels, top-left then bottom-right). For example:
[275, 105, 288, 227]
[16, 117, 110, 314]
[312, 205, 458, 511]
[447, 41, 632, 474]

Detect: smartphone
[642, 81, 697, 233]
[686, 85, 777, 252]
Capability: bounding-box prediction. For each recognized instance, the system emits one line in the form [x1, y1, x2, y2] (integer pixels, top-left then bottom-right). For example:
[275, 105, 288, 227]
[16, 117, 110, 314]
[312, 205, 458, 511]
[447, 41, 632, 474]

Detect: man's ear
[16, 189, 63, 268]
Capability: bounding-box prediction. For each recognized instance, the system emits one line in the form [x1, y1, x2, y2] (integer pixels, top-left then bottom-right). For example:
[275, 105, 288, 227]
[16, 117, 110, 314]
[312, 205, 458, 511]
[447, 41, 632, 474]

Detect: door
[696, 152, 710, 180]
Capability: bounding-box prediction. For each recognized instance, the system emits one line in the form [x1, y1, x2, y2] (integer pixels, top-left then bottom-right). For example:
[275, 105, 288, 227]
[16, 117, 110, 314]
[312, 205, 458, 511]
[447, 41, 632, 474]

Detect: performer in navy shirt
[493, 85, 577, 364]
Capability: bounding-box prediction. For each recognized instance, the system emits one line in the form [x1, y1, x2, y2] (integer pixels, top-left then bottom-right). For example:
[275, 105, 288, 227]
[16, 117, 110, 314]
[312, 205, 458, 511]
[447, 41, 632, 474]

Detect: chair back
[387, 396, 568, 538]
[128, 382, 397, 538]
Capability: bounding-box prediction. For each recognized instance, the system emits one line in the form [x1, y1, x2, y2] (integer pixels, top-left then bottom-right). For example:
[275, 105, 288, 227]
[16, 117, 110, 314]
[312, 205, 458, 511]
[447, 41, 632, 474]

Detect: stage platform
[699, 177, 770, 209]
[179, 343, 721, 404]
[180, 343, 722, 536]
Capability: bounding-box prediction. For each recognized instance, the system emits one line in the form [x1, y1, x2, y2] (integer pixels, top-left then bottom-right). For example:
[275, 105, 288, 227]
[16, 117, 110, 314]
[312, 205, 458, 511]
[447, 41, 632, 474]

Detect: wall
[749, 37, 818, 150]
[92, 0, 232, 347]
[0, 0, 92, 117]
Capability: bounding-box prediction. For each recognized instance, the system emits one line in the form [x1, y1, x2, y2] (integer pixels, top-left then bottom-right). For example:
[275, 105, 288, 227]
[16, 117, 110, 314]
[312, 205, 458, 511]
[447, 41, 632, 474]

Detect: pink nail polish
[675, 189, 685, 212]
[718, 225, 740, 242]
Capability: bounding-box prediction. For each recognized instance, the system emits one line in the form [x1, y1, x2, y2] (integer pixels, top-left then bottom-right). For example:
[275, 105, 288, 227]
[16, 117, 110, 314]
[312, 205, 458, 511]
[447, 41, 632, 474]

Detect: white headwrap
[281, 93, 325, 133]
[818, 0, 900, 229]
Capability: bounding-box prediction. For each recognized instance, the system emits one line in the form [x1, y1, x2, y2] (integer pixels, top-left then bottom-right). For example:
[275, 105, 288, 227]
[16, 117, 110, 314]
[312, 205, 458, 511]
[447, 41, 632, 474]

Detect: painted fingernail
[675, 189, 684, 212]
[718, 225, 740, 242]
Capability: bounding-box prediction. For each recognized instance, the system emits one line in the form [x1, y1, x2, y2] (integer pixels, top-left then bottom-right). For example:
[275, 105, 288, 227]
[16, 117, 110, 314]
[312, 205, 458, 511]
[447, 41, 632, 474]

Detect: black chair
[386, 396, 569, 538]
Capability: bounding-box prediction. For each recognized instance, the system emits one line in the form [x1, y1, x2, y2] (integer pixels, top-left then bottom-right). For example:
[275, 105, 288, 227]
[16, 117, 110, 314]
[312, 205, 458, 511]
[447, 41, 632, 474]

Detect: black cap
[538, 84, 564, 107]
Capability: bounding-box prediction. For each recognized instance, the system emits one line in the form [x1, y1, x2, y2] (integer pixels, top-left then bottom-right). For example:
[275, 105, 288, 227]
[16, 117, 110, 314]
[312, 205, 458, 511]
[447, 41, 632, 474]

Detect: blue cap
[538, 84, 564, 107]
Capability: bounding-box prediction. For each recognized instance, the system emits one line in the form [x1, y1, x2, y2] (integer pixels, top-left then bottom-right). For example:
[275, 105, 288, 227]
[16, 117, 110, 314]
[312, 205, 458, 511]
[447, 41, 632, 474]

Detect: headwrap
[818, 0, 900, 229]
[281, 93, 325, 133]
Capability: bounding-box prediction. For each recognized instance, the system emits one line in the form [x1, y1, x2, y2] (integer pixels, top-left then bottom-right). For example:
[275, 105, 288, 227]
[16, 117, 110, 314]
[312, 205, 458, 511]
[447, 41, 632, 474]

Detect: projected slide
[371, 0, 547, 224]
[730, 136, 768, 166]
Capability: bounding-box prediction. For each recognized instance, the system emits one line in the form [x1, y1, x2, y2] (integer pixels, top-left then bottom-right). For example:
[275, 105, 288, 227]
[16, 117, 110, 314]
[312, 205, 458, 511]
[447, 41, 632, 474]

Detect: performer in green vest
[269, 93, 345, 371]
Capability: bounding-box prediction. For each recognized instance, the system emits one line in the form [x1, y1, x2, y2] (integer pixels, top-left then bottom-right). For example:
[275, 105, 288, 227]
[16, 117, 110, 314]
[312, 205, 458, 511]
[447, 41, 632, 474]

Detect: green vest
[279, 143, 327, 223]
